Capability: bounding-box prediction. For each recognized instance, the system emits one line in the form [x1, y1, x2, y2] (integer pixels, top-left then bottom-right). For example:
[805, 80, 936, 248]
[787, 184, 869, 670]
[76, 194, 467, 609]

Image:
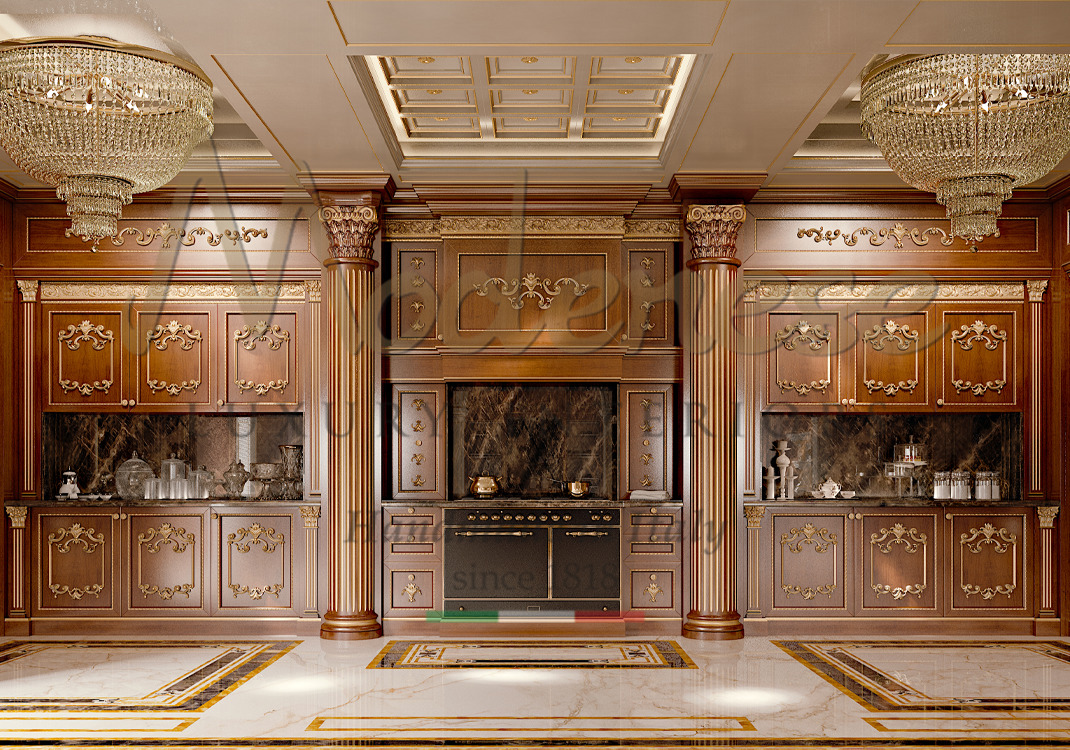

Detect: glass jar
[115, 452, 155, 501]
[222, 461, 250, 499]
[933, 471, 951, 500]
[975, 471, 999, 501]
[161, 454, 188, 483]
[190, 466, 214, 499]
[951, 470, 971, 501]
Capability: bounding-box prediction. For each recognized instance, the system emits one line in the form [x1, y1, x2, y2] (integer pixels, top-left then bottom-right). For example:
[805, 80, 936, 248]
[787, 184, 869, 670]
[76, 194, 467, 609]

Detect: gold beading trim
[319, 205, 379, 260]
[5, 506, 27, 529]
[685, 204, 746, 260]
[746, 281, 1026, 302]
[40, 282, 310, 302]
[439, 216, 625, 237]
[16, 280, 38, 303]
[624, 219, 680, 239]
[1038, 506, 1059, 529]
[382, 219, 441, 240]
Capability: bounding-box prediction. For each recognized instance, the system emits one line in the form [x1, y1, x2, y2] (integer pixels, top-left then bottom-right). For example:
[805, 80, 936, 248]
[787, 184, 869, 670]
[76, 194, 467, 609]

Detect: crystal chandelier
[860, 54, 1070, 241]
[0, 36, 213, 246]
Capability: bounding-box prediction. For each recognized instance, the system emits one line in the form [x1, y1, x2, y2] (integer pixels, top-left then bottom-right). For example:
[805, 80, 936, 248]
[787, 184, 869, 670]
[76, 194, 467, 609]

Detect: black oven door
[551, 527, 620, 600]
[444, 527, 549, 603]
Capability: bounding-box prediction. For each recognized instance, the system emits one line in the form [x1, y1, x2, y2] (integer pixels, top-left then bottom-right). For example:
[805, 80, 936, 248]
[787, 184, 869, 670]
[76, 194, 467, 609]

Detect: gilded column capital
[1038, 506, 1059, 529]
[5, 506, 27, 529]
[1026, 279, 1049, 303]
[300, 505, 321, 528]
[744, 505, 766, 528]
[318, 205, 379, 261]
[16, 280, 38, 303]
[685, 204, 746, 261]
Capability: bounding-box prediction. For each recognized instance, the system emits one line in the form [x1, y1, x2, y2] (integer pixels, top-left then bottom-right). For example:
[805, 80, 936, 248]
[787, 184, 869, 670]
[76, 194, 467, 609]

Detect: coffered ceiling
[2, 0, 1070, 198]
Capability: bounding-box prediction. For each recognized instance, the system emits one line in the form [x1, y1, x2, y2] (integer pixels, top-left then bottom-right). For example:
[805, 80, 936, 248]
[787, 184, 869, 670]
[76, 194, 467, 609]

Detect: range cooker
[443, 507, 620, 611]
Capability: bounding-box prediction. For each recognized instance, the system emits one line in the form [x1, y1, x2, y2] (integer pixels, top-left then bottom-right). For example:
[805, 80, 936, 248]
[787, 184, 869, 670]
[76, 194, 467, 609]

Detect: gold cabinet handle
[848, 398, 856, 406]
[840, 398, 848, 406]
[847, 512, 854, 520]
[945, 513, 953, 520]
[937, 398, 944, 407]
[127, 399, 136, 408]
[120, 399, 128, 407]
[650, 534, 657, 541]
[111, 513, 119, 520]
[120, 513, 127, 520]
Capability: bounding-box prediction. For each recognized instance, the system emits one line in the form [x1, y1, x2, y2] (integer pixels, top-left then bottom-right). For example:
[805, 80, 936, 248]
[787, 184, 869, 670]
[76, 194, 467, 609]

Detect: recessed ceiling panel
[490, 88, 572, 113]
[403, 116, 481, 138]
[494, 117, 569, 139]
[392, 88, 478, 114]
[380, 56, 473, 85]
[486, 56, 575, 84]
[586, 87, 670, 114]
[590, 56, 681, 85]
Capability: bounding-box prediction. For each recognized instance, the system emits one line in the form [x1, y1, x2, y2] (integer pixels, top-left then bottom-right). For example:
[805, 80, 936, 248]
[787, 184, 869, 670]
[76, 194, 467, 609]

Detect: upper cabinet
[41, 298, 310, 413]
[759, 288, 1026, 414]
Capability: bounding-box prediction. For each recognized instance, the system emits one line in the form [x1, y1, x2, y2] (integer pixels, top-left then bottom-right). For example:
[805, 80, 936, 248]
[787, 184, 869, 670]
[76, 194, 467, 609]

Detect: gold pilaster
[1037, 505, 1059, 617]
[683, 204, 746, 640]
[17, 281, 37, 500]
[1026, 280, 1047, 497]
[300, 505, 321, 616]
[6, 506, 27, 618]
[319, 201, 383, 640]
[744, 505, 765, 618]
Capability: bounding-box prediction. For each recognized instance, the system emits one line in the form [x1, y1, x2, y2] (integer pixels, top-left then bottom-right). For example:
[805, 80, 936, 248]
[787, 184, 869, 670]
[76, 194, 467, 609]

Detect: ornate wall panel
[396, 248, 439, 343]
[125, 511, 207, 613]
[938, 309, 1019, 408]
[621, 385, 672, 497]
[949, 513, 1027, 612]
[859, 512, 938, 611]
[135, 309, 213, 407]
[852, 310, 930, 408]
[46, 309, 125, 408]
[32, 509, 118, 615]
[765, 311, 842, 409]
[771, 514, 847, 611]
[391, 385, 446, 500]
[223, 310, 300, 407]
[626, 249, 671, 344]
[217, 514, 293, 611]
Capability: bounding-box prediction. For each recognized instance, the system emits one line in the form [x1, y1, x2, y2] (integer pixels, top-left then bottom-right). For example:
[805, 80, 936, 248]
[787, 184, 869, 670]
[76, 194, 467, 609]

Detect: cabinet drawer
[388, 569, 436, 610]
[628, 568, 678, 611]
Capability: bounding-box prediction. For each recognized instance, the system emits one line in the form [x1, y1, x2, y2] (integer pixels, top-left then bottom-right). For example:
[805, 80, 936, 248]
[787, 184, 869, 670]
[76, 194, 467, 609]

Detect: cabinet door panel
[392, 386, 446, 499]
[134, 309, 213, 408]
[627, 567, 679, 612]
[223, 310, 300, 407]
[858, 512, 938, 612]
[216, 512, 295, 612]
[949, 513, 1027, 612]
[852, 310, 931, 409]
[621, 386, 672, 496]
[765, 311, 842, 409]
[46, 309, 125, 407]
[32, 508, 119, 615]
[938, 309, 1020, 409]
[771, 513, 848, 611]
[124, 509, 208, 614]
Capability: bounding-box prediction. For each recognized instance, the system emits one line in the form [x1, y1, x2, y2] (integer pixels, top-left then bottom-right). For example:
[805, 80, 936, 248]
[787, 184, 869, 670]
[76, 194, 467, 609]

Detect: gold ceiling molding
[40, 281, 311, 302]
[382, 219, 441, 240]
[438, 216, 625, 237]
[624, 219, 680, 239]
[744, 280, 1027, 303]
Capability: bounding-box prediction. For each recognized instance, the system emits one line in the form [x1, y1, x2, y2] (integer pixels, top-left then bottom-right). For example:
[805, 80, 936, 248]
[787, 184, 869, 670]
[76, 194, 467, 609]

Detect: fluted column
[683, 204, 745, 640]
[319, 202, 382, 640]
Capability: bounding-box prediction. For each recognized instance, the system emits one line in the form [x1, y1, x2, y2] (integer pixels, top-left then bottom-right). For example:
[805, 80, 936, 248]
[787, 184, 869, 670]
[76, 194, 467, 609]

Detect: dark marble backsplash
[450, 385, 616, 498]
[761, 413, 1022, 500]
[43, 414, 302, 497]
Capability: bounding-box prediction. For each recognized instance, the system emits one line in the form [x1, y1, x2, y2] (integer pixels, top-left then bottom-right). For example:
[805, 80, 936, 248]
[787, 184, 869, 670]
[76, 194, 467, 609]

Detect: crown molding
[296, 172, 397, 205]
[0, 177, 17, 202]
[1044, 174, 1070, 204]
[669, 173, 767, 203]
[410, 183, 653, 216]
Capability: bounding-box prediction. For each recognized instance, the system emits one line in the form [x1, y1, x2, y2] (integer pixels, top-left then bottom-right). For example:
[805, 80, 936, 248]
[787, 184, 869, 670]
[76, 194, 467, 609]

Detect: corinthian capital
[685, 204, 746, 260]
[319, 205, 379, 260]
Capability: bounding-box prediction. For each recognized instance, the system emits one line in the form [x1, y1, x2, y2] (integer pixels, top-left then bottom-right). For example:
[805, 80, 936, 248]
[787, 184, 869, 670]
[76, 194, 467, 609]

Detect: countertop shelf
[384, 497, 683, 507]
[745, 497, 1050, 507]
[12, 497, 319, 507]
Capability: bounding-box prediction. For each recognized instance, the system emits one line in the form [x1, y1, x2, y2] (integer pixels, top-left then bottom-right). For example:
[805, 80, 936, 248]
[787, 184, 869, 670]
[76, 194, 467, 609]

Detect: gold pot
[566, 481, 590, 498]
[468, 475, 503, 498]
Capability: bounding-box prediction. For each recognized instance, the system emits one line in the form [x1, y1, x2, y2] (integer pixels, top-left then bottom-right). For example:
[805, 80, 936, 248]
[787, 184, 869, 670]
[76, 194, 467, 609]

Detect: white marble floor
[0, 634, 1068, 747]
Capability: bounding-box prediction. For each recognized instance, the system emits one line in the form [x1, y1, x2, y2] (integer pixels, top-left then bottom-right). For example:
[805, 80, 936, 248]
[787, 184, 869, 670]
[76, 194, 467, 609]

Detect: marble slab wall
[761, 413, 1022, 500]
[42, 414, 302, 497]
[450, 385, 616, 498]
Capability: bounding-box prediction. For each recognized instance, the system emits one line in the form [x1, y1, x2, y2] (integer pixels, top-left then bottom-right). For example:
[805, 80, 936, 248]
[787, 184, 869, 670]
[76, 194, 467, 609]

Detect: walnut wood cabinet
[41, 302, 307, 413]
[761, 300, 1024, 413]
[390, 385, 446, 500]
[622, 505, 681, 616]
[748, 503, 1036, 623]
[620, 385, 673, 498]
[27, 504, 313, 622]
[382, 505, 443, 619]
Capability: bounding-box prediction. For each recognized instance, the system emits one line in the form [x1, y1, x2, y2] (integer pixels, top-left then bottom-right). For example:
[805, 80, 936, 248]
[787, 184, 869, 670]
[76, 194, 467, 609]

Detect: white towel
[628, 489, 672, 501]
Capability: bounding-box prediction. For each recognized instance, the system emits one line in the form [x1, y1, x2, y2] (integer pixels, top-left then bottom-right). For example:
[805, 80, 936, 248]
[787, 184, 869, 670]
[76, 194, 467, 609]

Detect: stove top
[445, 507, 619, 526]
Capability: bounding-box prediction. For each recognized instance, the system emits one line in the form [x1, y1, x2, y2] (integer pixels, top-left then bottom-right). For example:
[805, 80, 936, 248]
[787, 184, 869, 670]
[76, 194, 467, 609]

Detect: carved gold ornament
[5, 506, 28, 529]
[229, 582, 284, 600]
[864, 320, 918, 351]
[57, 320, 116, 395]
[411, 454, 424, 465]
[410, 320, 425, 332]
[139, 582, 193, 600]
[412, 420, 425, 432]
[411, 399, 425, 409]
[640, 453, 653, 465]
[961, 523, 1016, 554]
[233, 320, 290, 396]
[403, 573, 422, 603]
[872, 581, 926, 600]
[640, 301, 656, 331]
[1038, 506, 1059, 529]
[474, 272, 589, 311]
[747, 281, 1025, 303]
[410, 256, 425, 269]
[783, 583, 836, 600]
[744, 505, 766, 528]
[135, 523, 195, 600]
[624, 219, 679, 239]
[870, 523, 927, 554]
[864, 378, 918, 396]
[952, 378, 1006, 396]
[440, 216, 624, 237]
[776, 320, 830, 351]
[640, 475, 653, 487]
[47, 522, 106, 600]
[108, 223, 267, 250]
[300, 505, 321, 528]
[50, 582, 104, 599]
[319, 204, 379, 260]
[16, 279, 38, 302]
[42, 282, 308, 301]
[229, 522, 285, 553]
[777, 378, 831, 396]
[685, 204, 746, 259]
[781, 522, 837, 554]
[797, 223, 955, 249]
[951, 320, 1007, 351]
[410, 300, 425, 313]
[412, 475, 425, 487]
[644, 574, 663, 603]
[146, 320, 203, 396]
[640, 256, 655, 270]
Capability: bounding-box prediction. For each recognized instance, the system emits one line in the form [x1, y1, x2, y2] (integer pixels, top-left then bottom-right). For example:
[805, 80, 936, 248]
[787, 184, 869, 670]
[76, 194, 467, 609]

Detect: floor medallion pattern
[367, 640, 696, 669]
[775, 640, 1070, 711]
[0, 640, 298, 711]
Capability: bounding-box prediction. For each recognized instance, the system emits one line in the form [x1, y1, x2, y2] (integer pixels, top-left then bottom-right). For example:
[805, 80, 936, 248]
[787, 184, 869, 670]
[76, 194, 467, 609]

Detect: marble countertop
[383, 497, 683, 508]
[744, 497, 1050, 507]
[12, 497, 319, 507]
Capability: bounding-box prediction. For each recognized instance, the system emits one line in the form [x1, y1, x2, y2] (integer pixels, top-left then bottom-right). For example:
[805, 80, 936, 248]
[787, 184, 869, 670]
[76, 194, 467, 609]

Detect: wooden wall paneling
[1056, 197, 1070, 635]
[849, 307, 934, 410]
[1025, 280, 1049, 500]
[16, 281, 37, 500]
[935, 305, 1023, 411]
[763, 307, 845, 411]
[133, 305, 214, 410]
[740, 202, 1051, 274]
[123, 507, 210, 615]
[620, 385, 673, 498]
[855, 509, 940, 614]
[394, 245, 440, 346]
[947, 511, 1029, 614]
[625, 244, 674, 346]
[382, 505, 443, 618]
[220, 304, 303, 409]
[391, 385, 447, 500]
[43, 305, 128, 410]
[32, 507, 120, 616]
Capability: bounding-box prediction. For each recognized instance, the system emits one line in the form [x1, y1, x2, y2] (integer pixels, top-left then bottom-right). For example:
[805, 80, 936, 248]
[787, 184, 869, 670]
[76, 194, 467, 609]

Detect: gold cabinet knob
[120, 513, 127, 520]
[128, 399, 135, 407]
[650, 507, 657, 514]
[408, 535, 415, 542]
[217, 399, 224, 407]
[937, 398, 944, 407]
[840, 398, 848, 406]
[847, 512, 854, 520]
[111, 513, 119, 520]
[120, 399, 128, 407]
[945, 513, 953, 520]
[848, 398, 856, 406]
[650, 534, 657, 541]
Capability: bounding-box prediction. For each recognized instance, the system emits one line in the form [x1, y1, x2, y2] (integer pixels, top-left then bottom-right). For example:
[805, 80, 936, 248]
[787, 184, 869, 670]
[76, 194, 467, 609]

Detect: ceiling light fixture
[860, 54, 1070, 240]
[0, 36, 213, 247]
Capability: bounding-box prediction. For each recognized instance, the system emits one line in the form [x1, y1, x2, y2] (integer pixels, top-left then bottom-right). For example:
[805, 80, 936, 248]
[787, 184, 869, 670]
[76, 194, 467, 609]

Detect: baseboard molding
[743, 616, 1040, 636]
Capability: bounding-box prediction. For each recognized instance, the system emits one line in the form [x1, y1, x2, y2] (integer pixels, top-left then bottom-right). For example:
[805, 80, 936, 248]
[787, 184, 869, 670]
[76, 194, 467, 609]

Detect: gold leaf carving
[319, 205, 378, 260]
[234, 321, 290, 351]
[747, 281, 1024, 303]
[870, 523, 926, 554]
[781, 522, 836, 554]
[951, 320, 1007, 351]
[624, 219, 679, 239]
[775, 320, 830, 351]
[782, 583, 836, 600]
[229, 582, 284, 600]
[48, 523, 105, 553]
[952, 378, 1006, 396]
[776, 378, 831, 396]
[863, 320, 918, 351]
[58, 320, 113, 351]
[685, 204, 746, 260]
[228, 522, 285, 553]
[864, 378, 918, 396]
[300, 506, 321, 528]
[473, 272, 589, 310]
[744, 505, 766, 528]
[403, 574, 422, 603]
[960, 523, 1016, 554]
[796, 222, 958, 249]
[412, 475, 425, 487]
[644, 575, 663, 603]
[148, 320, 201, 351]
[41, 282, 308, 301]
[440, 216, 624, 237]
[872, 582, 926, 600]
[49, 583, 104, 600]
[5, 506, 27, 529]
[108, 223, 268, 249]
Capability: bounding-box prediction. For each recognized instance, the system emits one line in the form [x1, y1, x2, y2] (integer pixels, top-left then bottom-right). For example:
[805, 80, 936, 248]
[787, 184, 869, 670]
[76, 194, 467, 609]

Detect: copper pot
[566, 481, 590, 498]
[468, 475, 503, 498]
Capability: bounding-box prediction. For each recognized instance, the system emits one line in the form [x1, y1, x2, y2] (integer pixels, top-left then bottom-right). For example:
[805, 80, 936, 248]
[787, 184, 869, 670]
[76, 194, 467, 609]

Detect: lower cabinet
[28, 504, 314, 620]
[748, 503, 1036, 621]
[622, 505, 682, 616]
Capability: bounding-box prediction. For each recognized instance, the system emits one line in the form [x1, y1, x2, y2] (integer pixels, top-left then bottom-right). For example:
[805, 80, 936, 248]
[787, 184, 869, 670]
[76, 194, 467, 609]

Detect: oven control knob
[479, 514, 488, 520]
[491, 515, 500, 520]
[551, 515, 559, 521]
[539, 515, 547, 521]
[527, 515, 535, 521]
[503, 514, 512, 520]
[590, 514, 598, 521]
[563, 514, 571, 521]
[603, 515, 612, 521]
[468, 514, 476, 520]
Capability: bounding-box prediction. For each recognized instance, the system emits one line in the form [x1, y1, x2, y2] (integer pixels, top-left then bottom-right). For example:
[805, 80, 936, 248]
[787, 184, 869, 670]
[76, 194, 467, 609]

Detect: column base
[320, 611, 383, 640]
[682, 610, 744, 640]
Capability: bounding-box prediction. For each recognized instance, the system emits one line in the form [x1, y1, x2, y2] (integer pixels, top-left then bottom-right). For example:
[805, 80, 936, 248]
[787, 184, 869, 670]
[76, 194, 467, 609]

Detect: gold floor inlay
[369, 639, 695, 669]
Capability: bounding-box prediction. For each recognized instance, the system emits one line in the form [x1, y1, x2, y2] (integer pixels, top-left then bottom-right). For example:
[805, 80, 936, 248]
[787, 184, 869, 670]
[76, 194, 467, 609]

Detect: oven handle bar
[453, 531, 534, 537]
[563, 531, 611, 537]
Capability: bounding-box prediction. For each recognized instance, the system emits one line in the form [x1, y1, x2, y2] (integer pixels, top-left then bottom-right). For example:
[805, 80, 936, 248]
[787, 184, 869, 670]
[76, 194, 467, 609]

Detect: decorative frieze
[744, 280, 1027, 303]
[40, 282, 309, 302]
[685, 204, 746, 260]
[439, 215, 625, 237]
[624, 219, 680, 239]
